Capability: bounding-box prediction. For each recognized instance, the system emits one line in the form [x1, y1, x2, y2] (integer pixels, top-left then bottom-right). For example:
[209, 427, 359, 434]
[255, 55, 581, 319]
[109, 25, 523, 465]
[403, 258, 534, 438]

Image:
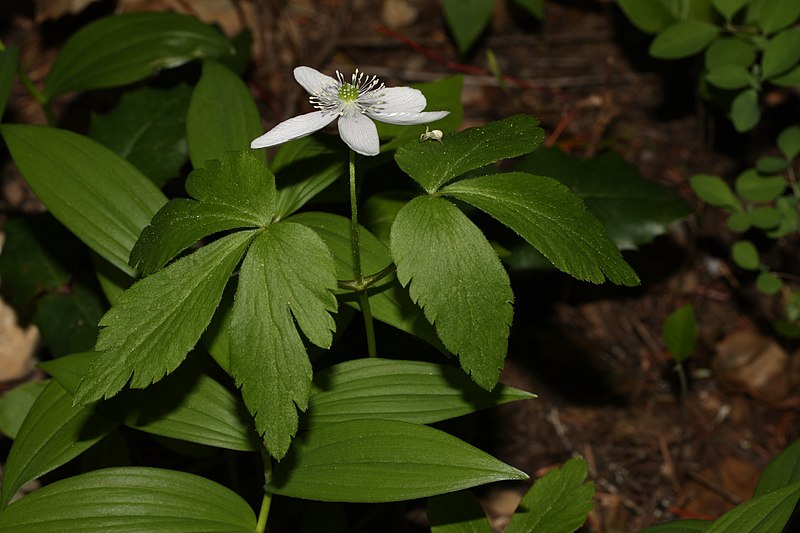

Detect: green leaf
[510, 0, 544, 19]
[727, 211, 752, 232]
[711, 0, 747, 19]
[770, 65, 800, 87]
[391, 196, 513, 390]
[506, 457, 595, 533]
[731, 89, 760, 132]
[272, 135, 344, 219]
[756, 438, 800, 496]
[269, 419, 528, 502]
[304, 358, 534, 428]
[732, 240, 760, 270]
[443, 172, 639, 285]
[41, 352, 258, 451]
[289, 211, 442, 348]
[131, 151, 274, 275]
[762, 29, 800, 79]
[0, 45, 18, 119]
[74, 230, 256, 405]
[186, 60, 265, 169]
[0, 381, 48, 439]
[0, 467, 257, 532]
[756, 271, 783, 294]
[34, 284, 104, 356]
[703, 481, 800, 532]
[757, 0, 800, 34]
[364, 190, 415, 244]
[777, 126, 800, 160]
[769, 196, 800, 238]
[639, 520, 709, 533]
[230, 223, 337, 459]
[650, 20, 719, 59]
[89, 84, 192, 187]
[690, 174, 742, 210]
[751, 206, 782, 229]
[428, 490, 492, 533]
[45, 12, 233, 99]
[395, 115, 545, 193]
[442, 0, 495, 53]
[735, 169, 785, 203]
[617, 0, 677, 34]
[0, 125, 167, 276]
[755, 156, 788, 174]
[706, 64, 753, 89]
[0, 381, 117, 509]
[705, 38, 757, 70]
[663, 304, 697, 363]
[517, 148, 692, 250]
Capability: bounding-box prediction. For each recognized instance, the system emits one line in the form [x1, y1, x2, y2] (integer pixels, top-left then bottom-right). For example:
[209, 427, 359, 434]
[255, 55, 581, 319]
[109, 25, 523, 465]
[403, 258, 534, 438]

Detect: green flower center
[338, 83, 359, 102]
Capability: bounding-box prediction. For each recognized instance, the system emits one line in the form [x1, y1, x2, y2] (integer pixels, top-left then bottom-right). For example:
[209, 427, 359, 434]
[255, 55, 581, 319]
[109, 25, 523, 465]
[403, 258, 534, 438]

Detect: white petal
[294, 66, 337, 95]
[376, 87, 426, 114]
[338, 112, 380, 156]
[367, 110, 450, 126]
[250, 111, 337, 149]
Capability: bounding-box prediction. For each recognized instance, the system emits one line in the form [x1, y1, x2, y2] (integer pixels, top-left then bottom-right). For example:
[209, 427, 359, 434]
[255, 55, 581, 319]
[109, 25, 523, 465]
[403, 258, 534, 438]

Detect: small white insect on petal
[420, 126, 444, 143]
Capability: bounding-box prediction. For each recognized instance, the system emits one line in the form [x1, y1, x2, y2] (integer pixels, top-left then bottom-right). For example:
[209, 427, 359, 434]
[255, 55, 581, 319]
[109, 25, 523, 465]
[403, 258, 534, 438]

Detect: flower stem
[256, 453, 273, 533]
[348, 150, 377, 357]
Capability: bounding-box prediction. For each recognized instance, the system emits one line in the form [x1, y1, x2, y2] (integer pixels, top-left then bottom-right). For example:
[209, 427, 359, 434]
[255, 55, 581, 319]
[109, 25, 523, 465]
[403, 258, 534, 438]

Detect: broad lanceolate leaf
[186, 60, 265, 169]
[304, 358, 534, 428]
[649, 20, 719, 59]
[131, 151, 275, 275]
[755, 437, 800, 496]
[391, 196, 513, 390]
[0, 381, 48, 439]
[230, 222, 337, 459]
[506, 457, 595, 533]
[41, 352, 258, 452]
[395, 115, 545, 193]
[269, 419, 528, 502]
[0, 45, 18, 119]
[702, 482, 800, 532]
[290, 211, 442, 349]
[44, 12, 234, 99]
[75, 230, 256, 405]
[89, 84, 192, 187]
[0, 125, 167, 277]
[0, 381, 117, 509]
[443, 173, 639, 286]
[663, 304, 697, 363]
[442, 0, 494, 53]
[0, 467, 257, 532]
[516, 148, 691, 250]
[428, 490, 492, 533]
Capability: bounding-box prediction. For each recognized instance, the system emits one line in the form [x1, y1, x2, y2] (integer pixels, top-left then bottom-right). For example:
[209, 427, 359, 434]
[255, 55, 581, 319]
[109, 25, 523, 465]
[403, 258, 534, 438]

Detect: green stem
[3, 39, 56, 126]
[256, 454, 273, 533]
[348, 150, 377, 357]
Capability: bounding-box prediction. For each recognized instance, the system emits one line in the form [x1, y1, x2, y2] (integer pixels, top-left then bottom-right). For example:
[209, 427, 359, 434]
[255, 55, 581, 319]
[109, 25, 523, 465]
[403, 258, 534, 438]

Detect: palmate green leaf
[506, 457, 594, 533]
[74, 230, 256, 405]
[0, 467, 257, 532]
[186, 60, 265, 169]
[663, 304, 697, 363]
[0, 381, 48, 439]
[0, 380, 117, 509]
[304, 358, 534, 428]
[41, 352, 258, 452]
[517, 148, 691, 250]
[442, 0, 495, 53]
[702, 482, 800, 532]
[428, 490, 492, 533]
[0, 45, 18, 119]
[289, 211, 442, 349]
[649, 20, 719, 59]
[269, 419, 527, 502]
[443, 172, 639, 285]
[756, 0, 800, 35]
[762, 29, 800, 79]
[131, 151, 274, 275]
[391, 196, 513, 390]
[44, 12, 233, 99]
[395, 115, 544, 193]
[230, 222, 337, 459]
[755, 438, 800, 496]
[272, 135, 344, 219]
[0, 125, 167, 277]
[639, 520, 708, 533]
[89, 84, 192, 187]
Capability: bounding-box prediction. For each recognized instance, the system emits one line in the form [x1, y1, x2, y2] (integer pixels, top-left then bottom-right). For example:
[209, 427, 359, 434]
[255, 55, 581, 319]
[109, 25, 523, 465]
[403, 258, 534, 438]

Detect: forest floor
[1, 1, 799, 532]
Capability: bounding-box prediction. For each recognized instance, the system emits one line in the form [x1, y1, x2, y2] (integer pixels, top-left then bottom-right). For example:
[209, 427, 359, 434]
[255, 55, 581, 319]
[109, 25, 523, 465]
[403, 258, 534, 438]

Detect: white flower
[250, 66, 450, 156]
